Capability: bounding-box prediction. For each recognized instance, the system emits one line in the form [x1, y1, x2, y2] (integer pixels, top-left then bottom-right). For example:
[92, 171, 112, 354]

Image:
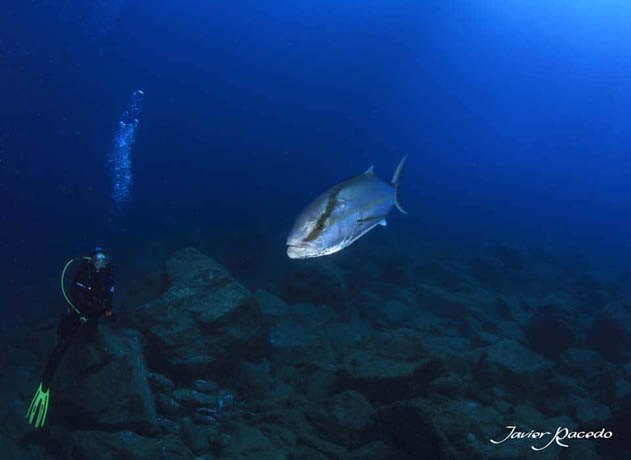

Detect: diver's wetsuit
[40, 259, 114, 389]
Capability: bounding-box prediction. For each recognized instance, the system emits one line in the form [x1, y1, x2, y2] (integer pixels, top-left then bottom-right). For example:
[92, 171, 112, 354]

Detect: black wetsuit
[40, 258, 115, 389]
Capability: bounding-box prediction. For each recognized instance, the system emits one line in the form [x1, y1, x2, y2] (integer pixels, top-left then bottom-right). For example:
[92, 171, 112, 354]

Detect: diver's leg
[26, 311, 80, 428]
[83, 316, 99, 343]
[40, 311, 80, 389]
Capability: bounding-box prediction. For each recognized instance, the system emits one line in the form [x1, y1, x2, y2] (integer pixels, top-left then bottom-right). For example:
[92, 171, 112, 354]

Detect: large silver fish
[287, 156, 407, 259]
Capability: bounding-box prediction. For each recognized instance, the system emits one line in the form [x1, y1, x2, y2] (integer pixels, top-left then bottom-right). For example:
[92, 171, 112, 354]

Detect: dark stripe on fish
[304, 185, 343, 242]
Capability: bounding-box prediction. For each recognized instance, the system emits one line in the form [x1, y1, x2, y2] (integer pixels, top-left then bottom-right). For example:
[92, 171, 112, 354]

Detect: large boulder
[337, 329, 443, 403]
[587, 301, 631, 362]
[220, 425, 287, 460]
[559, 348, 607, 379]
[307, 390, 377, 448]
[376, 399, 458, 460]
[281, 259, 348, 309]
[475, 339, 554, 398]
[253, 290, 290, 318]
[524, 306, 579, 358]
[53, 325, 158, 433]
[68, 430, 192, 460]
[0, 433, 37, 460]
[268, 303, 339, 366]
[134, 248, 268, 376]
[415, 283, 476, 320]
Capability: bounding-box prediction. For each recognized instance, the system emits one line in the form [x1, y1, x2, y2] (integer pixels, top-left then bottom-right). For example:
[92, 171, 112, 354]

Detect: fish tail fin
[391, 155, 407, 214]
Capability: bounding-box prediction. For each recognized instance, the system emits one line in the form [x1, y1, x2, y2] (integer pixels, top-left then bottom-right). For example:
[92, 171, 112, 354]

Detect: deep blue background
[2, 1, 631, 319]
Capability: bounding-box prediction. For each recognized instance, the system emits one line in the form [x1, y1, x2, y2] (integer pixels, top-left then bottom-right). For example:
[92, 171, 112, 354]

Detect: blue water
[2, 1, 631, 314]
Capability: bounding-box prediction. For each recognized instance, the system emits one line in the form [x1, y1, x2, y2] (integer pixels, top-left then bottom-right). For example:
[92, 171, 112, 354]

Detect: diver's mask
[92, 251, 108, 271]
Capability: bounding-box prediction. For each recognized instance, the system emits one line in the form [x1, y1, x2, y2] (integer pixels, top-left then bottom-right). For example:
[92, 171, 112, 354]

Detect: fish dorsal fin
[364, 165, 374, 175]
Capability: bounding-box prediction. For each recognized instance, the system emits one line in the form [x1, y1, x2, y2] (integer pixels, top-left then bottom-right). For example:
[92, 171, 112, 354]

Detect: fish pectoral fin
[357, 215, 388, 227]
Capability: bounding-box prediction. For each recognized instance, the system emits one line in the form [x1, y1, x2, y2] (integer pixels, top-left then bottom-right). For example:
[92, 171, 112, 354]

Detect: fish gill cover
[0, 1, 630, 459]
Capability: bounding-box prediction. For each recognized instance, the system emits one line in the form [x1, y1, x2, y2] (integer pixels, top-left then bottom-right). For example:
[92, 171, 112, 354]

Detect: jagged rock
[565, 440, 598, 460]
[172, 388, 217, 408]
[324, 320, 372, 349]
[0, 433, 36, 460]
[362, 328, 427, 361]
[433, 400, 570, 459]
[292, 302, 338, 325]
[414, 258, 474, 292]
[587, 301, 631, 362]
[308, 390, 377, 448]
[428, 372, 466, 398]
[193, 407, 217, 425]
[337, 329, 446, 402]
[269, 318, 322, 349]
[525, 306, 579, 358]
[604, 399, 631, 458]
[613, 374, 631, 401]
[377, 399, 458, 459]
[304, 368, 338, 401]
[348, 441, 391, 460]
[68, 430, 192, 460]
[476, 339, 553, 393]
[576, 402, 612, 427]
[281, 259, 348, 308]
[134, 248, 268, 375]
[379, 259, 412, 286]
[237, 359, 275, 399]
[370, 299, 416, 328]
[180, 417, 217, 455]
[157, 416, 180, 434]
[559, 348, 607, 377]
[494, 399, 512, 414]
[221, 425, 287, 459]
[415, 284, 473, 320]
[53, 326, 158, 433]
[155, 393, 185, 417]
[194, 379, 221, 394]
[1, 400, 32, 443]
[148, 372, 175, 393]
[338, 352, 440, 403]
[296, 426, 349, 459]
[483, 425, 563, 460]
[435, 400, 503, 454]
[491, 297, 514, 320]
[290, 445, 336, 460]
[513, 403, 545, 425]
[267, 302, 340, 365]
[253, 290, 290, 317]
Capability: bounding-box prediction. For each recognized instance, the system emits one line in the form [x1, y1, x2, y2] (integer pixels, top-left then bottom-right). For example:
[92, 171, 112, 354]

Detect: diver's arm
[69, 261, 92, 310]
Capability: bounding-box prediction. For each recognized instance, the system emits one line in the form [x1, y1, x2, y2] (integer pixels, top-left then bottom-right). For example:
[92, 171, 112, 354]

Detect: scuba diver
[26, 247, 115, 428]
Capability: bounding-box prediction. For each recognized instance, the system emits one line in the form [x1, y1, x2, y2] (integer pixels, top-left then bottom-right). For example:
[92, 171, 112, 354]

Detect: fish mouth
[286, 243, 319, 259]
